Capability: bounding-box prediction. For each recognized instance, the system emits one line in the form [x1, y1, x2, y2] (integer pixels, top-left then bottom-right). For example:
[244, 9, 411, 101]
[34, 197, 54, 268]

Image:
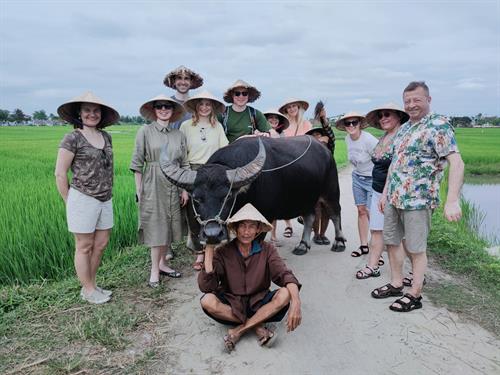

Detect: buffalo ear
[226, 138, 266, 189]
[159, 144, 197, 191]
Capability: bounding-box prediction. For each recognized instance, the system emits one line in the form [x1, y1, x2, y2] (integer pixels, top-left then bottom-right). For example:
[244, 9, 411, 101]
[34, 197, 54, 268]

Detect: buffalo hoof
[292, 241, 310, 256]
[331, 241, 346, 252]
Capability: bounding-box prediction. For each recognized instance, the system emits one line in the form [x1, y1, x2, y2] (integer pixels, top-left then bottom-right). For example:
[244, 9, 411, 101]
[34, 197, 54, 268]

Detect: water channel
[461, 178, 500, 245]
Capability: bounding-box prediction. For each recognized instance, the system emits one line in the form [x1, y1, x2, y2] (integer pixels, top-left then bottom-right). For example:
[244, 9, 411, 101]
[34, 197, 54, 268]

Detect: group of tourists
[54, 64, 463, 350]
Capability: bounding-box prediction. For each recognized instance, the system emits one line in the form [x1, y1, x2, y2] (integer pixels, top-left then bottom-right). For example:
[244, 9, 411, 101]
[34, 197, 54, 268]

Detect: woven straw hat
[163, 65, 204, 89]
[183, 90, 226, 114]
[263, 109, 289, 130]
[365, 102, 410, 129]
[223, 79, 261, 103]
[335, 111, 368, 131]
[305, 124, 328, 137]
[57, 91, 119, 127]
[226, 203, 273, 233]
[278, 98, 310, 114]
[140, 94, 185, 122]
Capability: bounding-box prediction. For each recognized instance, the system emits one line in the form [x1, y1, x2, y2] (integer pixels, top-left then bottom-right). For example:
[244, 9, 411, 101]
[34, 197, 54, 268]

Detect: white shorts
[369, 190, 384, 231]
[66, 188, 113, 233]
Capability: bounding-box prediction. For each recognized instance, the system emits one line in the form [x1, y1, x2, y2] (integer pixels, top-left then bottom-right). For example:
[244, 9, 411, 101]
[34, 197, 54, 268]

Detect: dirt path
[155, 167, 500, 374]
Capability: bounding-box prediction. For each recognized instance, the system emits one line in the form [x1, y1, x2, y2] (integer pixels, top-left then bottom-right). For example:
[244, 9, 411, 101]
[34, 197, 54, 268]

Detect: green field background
[0, 126, 498, 285]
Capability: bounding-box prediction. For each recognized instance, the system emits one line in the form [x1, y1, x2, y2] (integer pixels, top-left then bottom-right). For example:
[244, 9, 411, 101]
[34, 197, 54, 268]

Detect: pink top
[283, 119, 313, 137]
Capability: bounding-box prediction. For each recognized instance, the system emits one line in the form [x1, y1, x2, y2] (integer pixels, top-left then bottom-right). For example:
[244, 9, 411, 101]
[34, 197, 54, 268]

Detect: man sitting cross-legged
[198, 203, 302, 352]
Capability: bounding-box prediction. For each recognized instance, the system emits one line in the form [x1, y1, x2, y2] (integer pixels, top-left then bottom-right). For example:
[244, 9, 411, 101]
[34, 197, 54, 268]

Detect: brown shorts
[383, 204, 432, 253]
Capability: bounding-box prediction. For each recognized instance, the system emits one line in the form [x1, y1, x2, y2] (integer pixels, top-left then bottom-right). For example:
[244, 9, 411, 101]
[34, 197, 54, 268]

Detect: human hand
[378, 194, 386, 214]
[444, 200, 462, 222]
[286, 299, 302, 332]
[254, 130, 270, 137]
[180, 190, 189, 207]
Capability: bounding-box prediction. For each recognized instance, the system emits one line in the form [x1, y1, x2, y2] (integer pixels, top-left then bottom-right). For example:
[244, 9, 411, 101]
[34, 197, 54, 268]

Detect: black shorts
[202, 289, 289, 326]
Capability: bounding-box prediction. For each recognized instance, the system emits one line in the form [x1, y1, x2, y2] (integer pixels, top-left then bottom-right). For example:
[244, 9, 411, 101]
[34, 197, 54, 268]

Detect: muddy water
[461, 181, 500, 244]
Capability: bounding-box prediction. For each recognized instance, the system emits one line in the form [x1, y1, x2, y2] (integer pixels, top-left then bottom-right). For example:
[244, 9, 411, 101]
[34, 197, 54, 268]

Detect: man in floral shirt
[373, 81, 464, 312]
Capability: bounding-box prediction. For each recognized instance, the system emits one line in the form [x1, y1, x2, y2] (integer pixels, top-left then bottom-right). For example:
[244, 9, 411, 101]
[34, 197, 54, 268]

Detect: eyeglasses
[233, 91, 248, 97]
[344, 120, 360, 127]
[377, 111, 392, 119]
[153, 104, 174, 110]
[200, 127, 207, 142]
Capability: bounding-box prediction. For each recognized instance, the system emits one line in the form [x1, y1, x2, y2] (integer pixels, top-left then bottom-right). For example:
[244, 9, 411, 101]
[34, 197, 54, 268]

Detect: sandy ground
[155, 167, 500, 375]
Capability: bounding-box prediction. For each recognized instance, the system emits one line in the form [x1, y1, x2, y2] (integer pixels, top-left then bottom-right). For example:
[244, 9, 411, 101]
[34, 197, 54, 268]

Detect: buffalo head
[160, 138, 266, 245]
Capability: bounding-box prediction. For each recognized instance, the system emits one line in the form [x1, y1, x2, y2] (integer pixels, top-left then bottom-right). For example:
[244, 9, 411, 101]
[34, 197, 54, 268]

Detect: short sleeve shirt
[218, 106, 270, 143]
[179, 119, 229, 164]
[59, 130, 113, 202]
[387, 113, 460, 210]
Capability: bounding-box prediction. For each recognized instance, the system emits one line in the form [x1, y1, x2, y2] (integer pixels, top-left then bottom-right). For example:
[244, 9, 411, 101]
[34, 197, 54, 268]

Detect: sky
[1, 0, 499, 118]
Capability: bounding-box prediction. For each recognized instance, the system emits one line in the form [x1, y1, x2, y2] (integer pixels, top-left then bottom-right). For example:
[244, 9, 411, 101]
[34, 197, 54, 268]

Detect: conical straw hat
[183, 90, 226, 114]
[139, 94, 185, 122]
[223, 79, 261, 103]
[226, 203, 273, 233]
[365, 102, 409, 129]
[263, 109, 289, 130]
[57, 91, 119, 127]
[163, 65, 204, 89]
[278, 98, 309, 114]
[335, 111, 368, 131]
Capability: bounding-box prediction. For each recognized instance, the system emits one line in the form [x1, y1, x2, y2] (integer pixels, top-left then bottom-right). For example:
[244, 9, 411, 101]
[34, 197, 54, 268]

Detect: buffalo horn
[159, 144, 197, 190]
[226, 138, 266, 189]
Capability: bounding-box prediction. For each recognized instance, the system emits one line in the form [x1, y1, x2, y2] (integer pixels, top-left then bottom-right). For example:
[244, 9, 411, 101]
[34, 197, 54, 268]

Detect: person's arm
[255, 110, 271, 132]
[134, 172, 142, 203]
[378, 177, 390, 214]
[54, 148, 75, 204]
[285, 282, 302, 332]
[197, 245, 220, 292]
[130, 127, 146, 202]
[444, 152, 464, 222]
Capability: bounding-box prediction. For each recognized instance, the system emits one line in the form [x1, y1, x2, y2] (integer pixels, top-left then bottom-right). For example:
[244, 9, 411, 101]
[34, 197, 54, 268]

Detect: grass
[0, 243, 193, 374]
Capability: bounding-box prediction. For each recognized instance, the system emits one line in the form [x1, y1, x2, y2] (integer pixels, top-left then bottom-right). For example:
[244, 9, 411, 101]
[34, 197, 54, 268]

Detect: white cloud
[455, 78, 487, 90]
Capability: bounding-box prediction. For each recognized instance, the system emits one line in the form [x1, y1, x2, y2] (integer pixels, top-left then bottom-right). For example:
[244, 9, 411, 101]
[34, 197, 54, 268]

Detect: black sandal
[371, 283, 404, 299]
[389, 293, 423, 312]
[402, 272, 427, 287]
[351, 245, 369, 257]
[356, 265, 380, 280]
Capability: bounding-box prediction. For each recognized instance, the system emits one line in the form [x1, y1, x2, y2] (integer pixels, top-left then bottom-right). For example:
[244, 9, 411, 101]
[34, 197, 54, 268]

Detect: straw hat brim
[305, 126, 328, 137]
[264, 109, 290, 130]
[226, 203, 273, 233]
[183, 91, 226, 114]
[335, 112, 368, 131]
[163, 66, 204, 89]
[365, 103, 410, 129]
[223, 80, 261, 103]
[57, 91, 120, 127]
[278, 99, 310, 114]
[140, 95, 185, 122]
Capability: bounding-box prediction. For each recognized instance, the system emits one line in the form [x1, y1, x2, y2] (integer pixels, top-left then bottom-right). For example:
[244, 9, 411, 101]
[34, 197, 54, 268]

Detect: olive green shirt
[130, 122, 189, 247]
[218, 106, 270, 143]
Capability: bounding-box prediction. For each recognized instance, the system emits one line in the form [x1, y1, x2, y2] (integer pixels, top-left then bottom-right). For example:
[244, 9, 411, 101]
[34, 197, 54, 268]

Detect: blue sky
[1, 0, 499, 117]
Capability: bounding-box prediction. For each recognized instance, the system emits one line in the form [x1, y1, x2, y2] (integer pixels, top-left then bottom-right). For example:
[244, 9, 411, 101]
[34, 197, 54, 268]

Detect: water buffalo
[160, 136, 346, 255]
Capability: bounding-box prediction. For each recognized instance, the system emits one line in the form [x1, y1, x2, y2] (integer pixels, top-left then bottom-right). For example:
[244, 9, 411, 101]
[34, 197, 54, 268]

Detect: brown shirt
[198, 239, 301, 322]
[59, 130, 113, 202]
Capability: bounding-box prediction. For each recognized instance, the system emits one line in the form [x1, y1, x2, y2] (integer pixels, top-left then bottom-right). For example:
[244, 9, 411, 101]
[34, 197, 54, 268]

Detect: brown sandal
[371, 283, 404, 299]
[223, 334, 238, 353]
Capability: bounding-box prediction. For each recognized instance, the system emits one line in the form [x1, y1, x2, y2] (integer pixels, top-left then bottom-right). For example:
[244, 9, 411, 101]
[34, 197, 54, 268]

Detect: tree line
[1, 108, 499, 127]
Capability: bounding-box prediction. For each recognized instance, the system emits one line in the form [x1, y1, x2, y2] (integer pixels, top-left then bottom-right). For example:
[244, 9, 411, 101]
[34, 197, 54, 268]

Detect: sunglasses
[344, 120, 360, 127]
[153, 104, 174, 110]
[233, 91, 248, 97]
[377, 111, 393, 119]
[200, 127, 207, 142]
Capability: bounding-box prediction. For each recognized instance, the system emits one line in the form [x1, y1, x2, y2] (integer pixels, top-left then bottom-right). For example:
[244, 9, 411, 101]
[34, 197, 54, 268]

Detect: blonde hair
[192, 99, 217, 127]
[288, 106, 306, 130]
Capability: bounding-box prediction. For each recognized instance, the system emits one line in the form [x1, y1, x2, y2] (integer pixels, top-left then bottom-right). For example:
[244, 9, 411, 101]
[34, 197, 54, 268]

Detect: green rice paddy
[0, 126, 497, 285]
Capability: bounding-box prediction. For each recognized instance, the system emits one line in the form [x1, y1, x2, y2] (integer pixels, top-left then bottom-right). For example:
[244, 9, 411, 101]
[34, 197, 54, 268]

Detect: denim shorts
[352, 172, 373, 207]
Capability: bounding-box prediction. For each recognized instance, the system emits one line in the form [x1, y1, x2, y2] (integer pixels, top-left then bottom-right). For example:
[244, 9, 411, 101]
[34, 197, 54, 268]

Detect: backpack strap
[248, 106, 257, 134]
[222, 106, 230, 134]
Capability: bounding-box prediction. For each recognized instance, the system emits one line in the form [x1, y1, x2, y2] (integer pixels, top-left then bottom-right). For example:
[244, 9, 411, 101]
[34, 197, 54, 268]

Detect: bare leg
[357, 204, 370, 247]
[74, 233, 97, 294]
[200, 293, 241, 323]
[89, 229, 110, 286]
[366, 230, 383, 269]
[150, 246, 162, 283]
[407, 251, 427, 296]
[387, 243, 405, 288]
[159, 245, 176, 273]
[227, 288, 291, 345]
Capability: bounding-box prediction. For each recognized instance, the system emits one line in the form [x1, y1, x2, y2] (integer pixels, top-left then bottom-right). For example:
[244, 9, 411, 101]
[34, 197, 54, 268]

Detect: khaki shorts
[66, 188, 113, 233]
[383, 204, 432, 253]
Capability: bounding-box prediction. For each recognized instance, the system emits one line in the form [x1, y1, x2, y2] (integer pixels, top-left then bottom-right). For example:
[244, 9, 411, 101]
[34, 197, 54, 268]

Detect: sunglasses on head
[377, 111, 392, 119]
[153, 104, 174, 110]
[233, 91, 248, 97]
[344, 120, 360, 127]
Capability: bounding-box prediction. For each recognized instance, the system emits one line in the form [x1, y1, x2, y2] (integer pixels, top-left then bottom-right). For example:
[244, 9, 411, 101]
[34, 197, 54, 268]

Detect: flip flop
[223, 334, 237, 353]
[258, 330, 277, 347]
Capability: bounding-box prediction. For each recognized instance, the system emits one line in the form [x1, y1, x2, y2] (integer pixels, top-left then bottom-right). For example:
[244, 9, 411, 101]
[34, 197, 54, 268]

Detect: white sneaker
[81, 289, 111, 304]
[97, 286, 112, 297]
